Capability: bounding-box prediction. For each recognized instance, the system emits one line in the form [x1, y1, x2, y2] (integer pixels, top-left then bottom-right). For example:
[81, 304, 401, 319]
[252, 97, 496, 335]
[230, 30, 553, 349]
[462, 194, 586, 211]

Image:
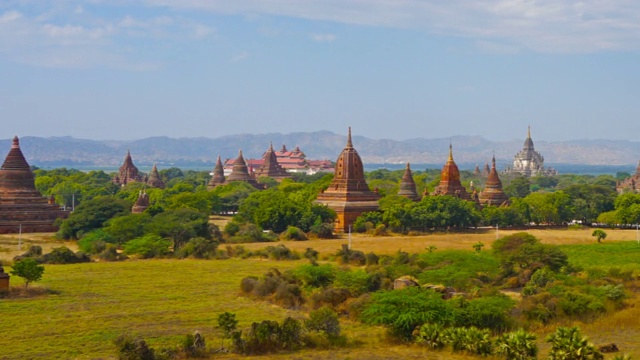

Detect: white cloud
[143, 0, 640, 53]
[230, 51, 249, 63]
[311, 33, 336, 43]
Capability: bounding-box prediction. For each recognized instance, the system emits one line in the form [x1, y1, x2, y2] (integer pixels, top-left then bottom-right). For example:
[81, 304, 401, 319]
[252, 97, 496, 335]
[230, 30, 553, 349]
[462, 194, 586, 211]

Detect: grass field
[1, 228, 639, 359]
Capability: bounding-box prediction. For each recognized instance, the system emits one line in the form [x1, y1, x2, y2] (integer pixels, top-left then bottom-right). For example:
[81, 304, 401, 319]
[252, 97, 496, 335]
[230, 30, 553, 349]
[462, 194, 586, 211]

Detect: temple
[0, 136, 68, 234]
[479, 155, 510, 206]
[253, 143, 291, 181]
[398, 163, 420, 201]
[131, 190, 150, 213]
[223, 144, 333, 175]
[145, 164, 165, 189]
[112, 150, 144, 186]
[315, 128, 380, 232]
[226, 150, 262, 189]
[505, 127, 556, 177]
[207, 156, 226, 189]
[482, 161, 490, 177]
[616, 161, 640, 193]
[431, 144, 471, 200]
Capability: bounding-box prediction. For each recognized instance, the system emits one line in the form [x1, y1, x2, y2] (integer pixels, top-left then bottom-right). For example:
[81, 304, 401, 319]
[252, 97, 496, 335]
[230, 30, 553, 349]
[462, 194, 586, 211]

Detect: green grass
[560, 240, 640, 272]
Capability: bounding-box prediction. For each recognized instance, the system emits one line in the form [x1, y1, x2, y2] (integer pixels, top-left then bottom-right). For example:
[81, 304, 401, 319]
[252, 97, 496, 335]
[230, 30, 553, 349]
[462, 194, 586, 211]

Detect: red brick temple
[315, 128, 380, 232]
[112, 150, 143, 186]
[226, 150, 262, 189]
[131, 190, 150, 213]
[254, 143, 291, 182]
[479, 155, 510, 206]
[207, 155, 226, 190]
[0, 136, 68, 234]
[431, 144, 472, 200]
[145, 164, 165, 189]
[398, 163, 420, 201]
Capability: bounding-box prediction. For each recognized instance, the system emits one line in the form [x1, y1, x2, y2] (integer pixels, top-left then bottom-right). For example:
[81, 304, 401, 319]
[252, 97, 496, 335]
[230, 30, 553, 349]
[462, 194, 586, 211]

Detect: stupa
[254, 143, 291, 181]
[112, 150, 143, 186]
[506, 126, 556, 177]
[482, 161, 491, 177]
[0, 136, 68, 234]
[131, 190, 150, 213]
[431, 144, 471, 200]
[207, 156, 226, 189]
[479, 156, 510, 206]
[315, 128, 380, 231]
[146, 164, 165, 189]
[227, 150, 262, 189]
[473, 164, 481, 177]
[398, 163, 420, 201]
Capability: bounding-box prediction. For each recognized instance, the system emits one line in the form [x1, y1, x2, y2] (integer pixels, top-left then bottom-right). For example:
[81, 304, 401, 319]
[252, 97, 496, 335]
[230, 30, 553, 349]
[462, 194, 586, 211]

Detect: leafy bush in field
[452, 295, 515, 331]
[305, 306, 341, 338]
[333, 269, 378, 296]
[228, 223, 276, 243]
[545, 326, 603, 360]
[114, 333, 156, 360]
[360, 287, 452, 339]
[78, 229, 116, 253]
[495, 329, 538, 360]
[234, 318, 304, 355]
[274, 283, 304, 309]
[308, 222, 334, 239]
[181, 331, 206, 358]
[40, 246, 91, 264]
[281, 226, 308, 241]
[123, 235, 172, 259]
[174, 237, 218, 259]
[415, 323, 446, 349]
[309, 288, 351, 310]
[416, 250, 500, 290]
[292, 264, 336, 289]
[264, 244, 300, 260]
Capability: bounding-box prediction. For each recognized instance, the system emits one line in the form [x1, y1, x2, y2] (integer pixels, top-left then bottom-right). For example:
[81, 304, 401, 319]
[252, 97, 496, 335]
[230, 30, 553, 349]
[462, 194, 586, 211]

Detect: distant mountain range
[3, 132, 640, 172]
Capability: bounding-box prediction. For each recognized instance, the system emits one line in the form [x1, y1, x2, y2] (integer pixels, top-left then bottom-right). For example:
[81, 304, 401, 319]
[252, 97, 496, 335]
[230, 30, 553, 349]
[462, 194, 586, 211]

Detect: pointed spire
[346, 126, 353, 148]
[448, 142, 453, 161]
[269, 142, 274, 151]
[527, 125, 531, 139]
[12, 136, 19, 149]
[398, 162, 419, 201]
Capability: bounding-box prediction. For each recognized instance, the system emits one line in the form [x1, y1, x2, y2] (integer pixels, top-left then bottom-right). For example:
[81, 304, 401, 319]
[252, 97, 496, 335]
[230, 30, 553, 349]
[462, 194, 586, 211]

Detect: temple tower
[113, 150, 143, 186]
[315, 127, 380, 232]
[432, 144, 471, 200]
[473, 164, 481, 177]
[207, 155, 226, 189]
[254, 143, 290, 181]
[479, 155, 510, 206]
[227, 150, 261, 189]
[508, 126, 556, 177]
[482, 161, 490, 177]
[398, 163, 420, 201]
[146, 164, 165, 189]
[131, 190, 150, 213]
[0, 136, 68, 234]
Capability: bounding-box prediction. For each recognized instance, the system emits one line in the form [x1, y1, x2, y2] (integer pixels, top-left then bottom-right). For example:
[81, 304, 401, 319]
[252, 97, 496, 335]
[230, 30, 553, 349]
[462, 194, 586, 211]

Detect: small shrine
[479, 156, 510, 206]
[112, 150, 144, 186]
[207, 156, 226, 189]
[315, 128, 380, 232]
[398, 163, 420, 201]
[131, 190, 150, 213]
[146, 164, 165, 189]
[431, 144, 471, 200]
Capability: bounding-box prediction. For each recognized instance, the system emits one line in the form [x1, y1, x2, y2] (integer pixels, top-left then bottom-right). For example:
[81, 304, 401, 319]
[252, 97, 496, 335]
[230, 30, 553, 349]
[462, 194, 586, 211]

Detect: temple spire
[448, 142, 453, 161]
[527, 125, 531, 139]
[346, 126, 353, 148]
[12, 136, 19, 149]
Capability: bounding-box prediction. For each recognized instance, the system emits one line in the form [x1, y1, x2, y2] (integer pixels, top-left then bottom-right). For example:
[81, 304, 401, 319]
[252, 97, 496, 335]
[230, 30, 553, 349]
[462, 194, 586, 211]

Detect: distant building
[616, 161, 640, 193]
[398, 163, 420, 201]
[479, 156, 510, 206]
[223, 144, 333, 176]
[430, 144, 472, 200]
[504, 126, 557, 177]
[112, 150, 144, 186]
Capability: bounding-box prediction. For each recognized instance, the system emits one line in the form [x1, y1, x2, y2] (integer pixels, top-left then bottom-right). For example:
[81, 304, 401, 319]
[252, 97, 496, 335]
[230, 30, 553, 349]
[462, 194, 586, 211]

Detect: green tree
[10, 259, 44, 289]
[591, 229, 607, 243]
[504, 176, 531, 199]
[145, 208, 211, 250]
[217, 312, 238, 349]
[123, 234, 172, 258]
[57, 196, 130, 239]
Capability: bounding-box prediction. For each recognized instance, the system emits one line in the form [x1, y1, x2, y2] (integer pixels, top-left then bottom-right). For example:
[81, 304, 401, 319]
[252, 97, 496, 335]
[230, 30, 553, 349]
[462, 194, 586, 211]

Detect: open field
[1, 229, 639, 359]
[0, 233, 77, 262]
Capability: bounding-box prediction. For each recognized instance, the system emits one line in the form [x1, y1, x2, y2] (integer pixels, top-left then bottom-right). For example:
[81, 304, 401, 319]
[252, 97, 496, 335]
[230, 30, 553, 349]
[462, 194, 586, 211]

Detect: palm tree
[495, 328, 538, 360]
[546, 326, 603, 360]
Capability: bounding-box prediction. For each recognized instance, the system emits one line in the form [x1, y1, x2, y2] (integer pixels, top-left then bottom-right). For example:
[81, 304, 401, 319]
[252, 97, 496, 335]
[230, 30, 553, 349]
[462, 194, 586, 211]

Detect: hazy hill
[2, 132, 639, 170]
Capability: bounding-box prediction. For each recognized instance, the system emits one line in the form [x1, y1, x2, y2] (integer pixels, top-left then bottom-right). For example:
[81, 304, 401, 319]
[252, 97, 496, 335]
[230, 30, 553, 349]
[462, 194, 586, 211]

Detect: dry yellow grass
[241, 227, 640, 256]
[0, 233, 78, 262]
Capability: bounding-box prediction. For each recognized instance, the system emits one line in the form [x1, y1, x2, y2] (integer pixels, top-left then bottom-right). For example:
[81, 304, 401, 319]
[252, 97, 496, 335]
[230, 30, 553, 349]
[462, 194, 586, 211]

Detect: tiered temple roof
[398, 163, 420, 201]
[227, 150, 262, 189]
[131, 190, 150, 213]
[482, 161, 491, 177]
[254, 143, 291, 181]
[207, 156, 226, 189]
[315, 128, 380, 232]
[146, 164, 165, 189]
[616, 161, 640, 193]
[431, 144, 471, 200]
[112, 150, 144, 186]
[505, 127, 557, 177]
[0, 136, 68, 234]
[479, 156, 510, 206]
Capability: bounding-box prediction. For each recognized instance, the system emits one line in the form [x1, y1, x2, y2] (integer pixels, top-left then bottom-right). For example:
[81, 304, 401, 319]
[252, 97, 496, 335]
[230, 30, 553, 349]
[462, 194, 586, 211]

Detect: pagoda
[482, 161, 491, 177]
[473, 164, 481, 177]
[131, 190, 150, 213]
[479, 156, 510, 206]
[254, 143, 291, 181]
[112, 150, 143, 186]
[227, 150, 262, 189]
[506, 126, 556, 177]
[315, 128, 380, 232]
[431, 144, 471, 200]
[146, 164, 165, 189]
[0, 136, 68, 234]
[207, 156, 226, 189]
[398, 163, 420, 201]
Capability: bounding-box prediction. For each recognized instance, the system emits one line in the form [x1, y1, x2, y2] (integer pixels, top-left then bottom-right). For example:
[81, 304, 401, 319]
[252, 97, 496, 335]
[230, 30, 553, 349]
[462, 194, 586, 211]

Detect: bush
[114, 333, 156, 360]
[452, 295, 515, 331]
[181, 331, 206, 358]
[495, 329, 538, 360]
[333, 269, 377, 296]
[123, 235, 172, 259]
[305, 306, 341, 338]
[309, 288, 351, 310]
[78, 229, 116, 254]
[274, 283, 304, 309]
[309, 222, 334, 239]
[175, 237, 218, 259]
[97, 244, 128, 262]
[546, 326, 603, 360]
[416, 323, 446, 349]
[40, 247, 90, 264]
[292, 264, 336, 289]
[13, 245, 42, 261]
[373, 224, 388, 236]
[237, 318, 304, 355]
[281, 226, 308, 241]
[264, 244, 300, 260]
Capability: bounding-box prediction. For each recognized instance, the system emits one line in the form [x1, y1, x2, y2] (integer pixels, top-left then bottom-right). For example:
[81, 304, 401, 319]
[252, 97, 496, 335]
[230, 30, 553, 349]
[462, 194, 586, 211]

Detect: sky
[1, 1, 640, 142]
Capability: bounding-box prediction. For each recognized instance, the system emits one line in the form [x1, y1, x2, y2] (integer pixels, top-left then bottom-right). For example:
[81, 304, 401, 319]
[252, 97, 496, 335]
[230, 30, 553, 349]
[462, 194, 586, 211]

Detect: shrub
[452, 295, 515, 331]
[240, 277, 258, 294]
[416, 323, 446, 349]
[98, 244, 128, 262]
[373, 224, 388, 236]
[495, 329, 538, 360]
[123, 235, 172, 259]
[274, 283, 304, 309]
[175, 237, 218, 259]
[114, 333, 156, 360]
[78, 229, 116, 254]
[40, 246, 91, 264]
[13, 245, 42, 261]
[264, 244, 299, 260]
[10, 258, 44, 289]
[365, 252, 379, 266]
[224, 221, 241, 237]
[281, 226, 308, 241]
[181, 331, 206, 358]
[305, 306, 341, 338]
[309, 288, 351, 310]
[546, 326, 603, 360]
[292, 263, 336, 289]
[333, 269, 376, 296]
[309, 222, 334, 239]
[304, 248, 319, 261]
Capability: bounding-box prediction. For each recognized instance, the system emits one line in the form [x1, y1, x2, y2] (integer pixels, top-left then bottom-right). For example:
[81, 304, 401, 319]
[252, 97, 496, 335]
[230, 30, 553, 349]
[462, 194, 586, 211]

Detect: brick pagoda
[315, 128, 380, 232]
[146, 164, 165, 189]
[398, 163, 420, 201]
[227, 150, 262, 189]
[479, 156, 510, 206]
[431, 144, 471, 200]
[131, 190, 150, 213]
[0, 136, 68, 234]
[254, 143, 291, 182]
[207, 155, 226, 190]
[112, 150, 143, 186]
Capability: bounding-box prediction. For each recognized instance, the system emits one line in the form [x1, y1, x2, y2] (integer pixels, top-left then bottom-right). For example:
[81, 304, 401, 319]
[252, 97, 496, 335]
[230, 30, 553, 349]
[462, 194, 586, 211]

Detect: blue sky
[1, 1, 639, 141]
